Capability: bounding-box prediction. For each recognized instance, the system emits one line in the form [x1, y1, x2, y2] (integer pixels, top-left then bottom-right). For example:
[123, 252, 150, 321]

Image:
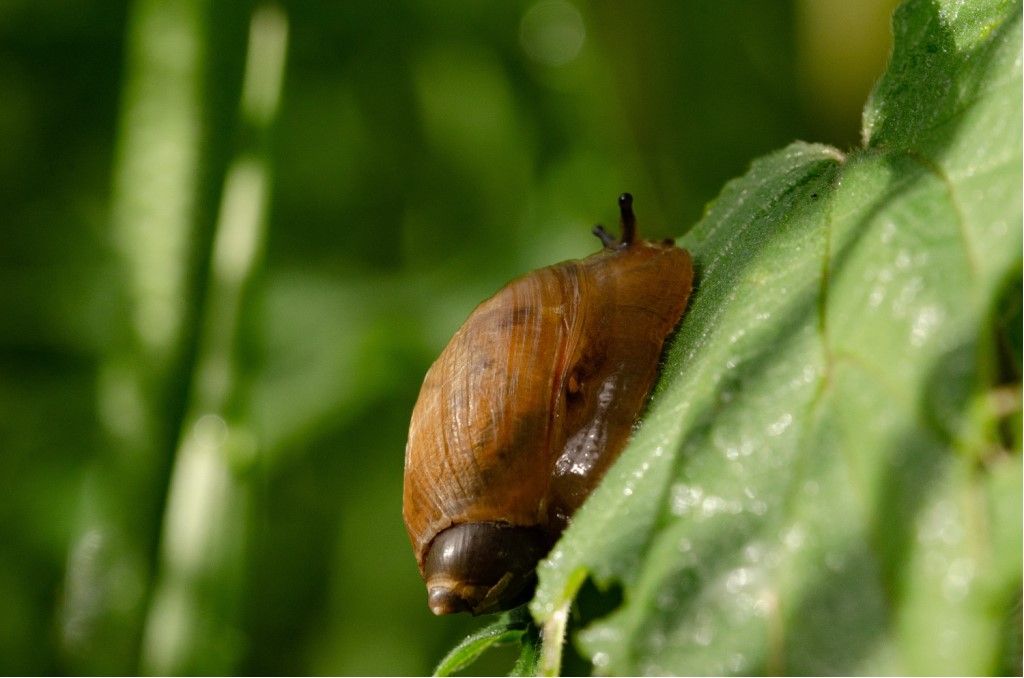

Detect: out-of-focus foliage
[0, 0, 922, 675]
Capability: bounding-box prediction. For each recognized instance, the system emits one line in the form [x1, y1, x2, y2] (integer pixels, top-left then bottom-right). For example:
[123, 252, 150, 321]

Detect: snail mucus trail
[403, 193, 693, 615]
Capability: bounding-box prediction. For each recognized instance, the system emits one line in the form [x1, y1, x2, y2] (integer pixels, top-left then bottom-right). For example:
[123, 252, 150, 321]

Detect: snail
[403, 193, 693, 615]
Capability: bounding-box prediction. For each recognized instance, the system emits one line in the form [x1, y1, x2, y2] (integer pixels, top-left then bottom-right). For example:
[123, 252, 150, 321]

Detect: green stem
[538, 600, 570, 677]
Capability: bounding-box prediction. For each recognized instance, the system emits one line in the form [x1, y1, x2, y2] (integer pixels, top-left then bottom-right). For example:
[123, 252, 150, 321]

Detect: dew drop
[783, 525, 805, 550]
[919, 499, 963, 545]
[670, 483, 703, 516]
[726, 567, 751, 594]
[911, 305, 942, 347]
[700, 495, 729, 518]
[729, 328, 747, 344]
[753, 589, 777, 617]
[744, 542, 764, 563]
[766, 412, 793, 436]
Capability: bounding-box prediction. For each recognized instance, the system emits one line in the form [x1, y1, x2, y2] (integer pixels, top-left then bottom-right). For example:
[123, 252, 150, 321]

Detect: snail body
[403, 194, 693, 615]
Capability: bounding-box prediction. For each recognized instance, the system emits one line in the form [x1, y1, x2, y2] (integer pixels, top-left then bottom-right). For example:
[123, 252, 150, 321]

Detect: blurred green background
[0, 0, 900, 674]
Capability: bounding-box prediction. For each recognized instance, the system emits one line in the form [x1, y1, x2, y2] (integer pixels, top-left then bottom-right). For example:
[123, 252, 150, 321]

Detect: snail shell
[403, 194, 693, 615]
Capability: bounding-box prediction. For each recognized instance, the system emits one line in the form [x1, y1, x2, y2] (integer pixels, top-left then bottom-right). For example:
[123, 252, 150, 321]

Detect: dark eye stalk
[592, 191, 637, 249]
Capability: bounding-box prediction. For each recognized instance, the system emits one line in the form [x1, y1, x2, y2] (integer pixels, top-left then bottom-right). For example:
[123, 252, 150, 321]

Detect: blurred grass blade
[139, 5, 289, 674]
[110, 3, 206, 363]
[59, 0, 210, 672]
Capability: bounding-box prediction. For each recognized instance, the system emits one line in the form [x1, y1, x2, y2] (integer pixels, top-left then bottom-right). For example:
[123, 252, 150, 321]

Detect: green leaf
[509, 621, 542, 677]
[530, 0, 1022, 675]
[434, 607, 535, 677]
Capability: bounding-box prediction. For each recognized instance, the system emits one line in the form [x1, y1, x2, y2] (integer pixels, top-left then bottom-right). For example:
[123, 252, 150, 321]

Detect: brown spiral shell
[403, 194, 693, 615]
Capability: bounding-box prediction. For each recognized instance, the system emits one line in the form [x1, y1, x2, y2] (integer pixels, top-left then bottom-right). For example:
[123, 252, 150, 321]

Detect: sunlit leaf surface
[531, 0, 1022, 674]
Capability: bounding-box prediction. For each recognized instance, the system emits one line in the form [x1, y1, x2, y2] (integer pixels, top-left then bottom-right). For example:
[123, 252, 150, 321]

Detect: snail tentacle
[592, 224, 617, 248]
[618, 192, 636, 246]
